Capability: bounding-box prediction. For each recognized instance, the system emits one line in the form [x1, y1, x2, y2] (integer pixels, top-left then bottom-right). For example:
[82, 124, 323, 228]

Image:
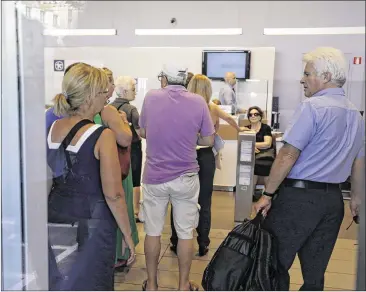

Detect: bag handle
[251, 210, 265, 227]
[61, 119, 94, 168]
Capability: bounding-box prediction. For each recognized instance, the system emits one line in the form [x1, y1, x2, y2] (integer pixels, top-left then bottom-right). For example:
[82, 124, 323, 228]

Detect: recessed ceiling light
[43, 29, 117, 36]
[264, 27, 365, 35]
[135, 28, 242, 36]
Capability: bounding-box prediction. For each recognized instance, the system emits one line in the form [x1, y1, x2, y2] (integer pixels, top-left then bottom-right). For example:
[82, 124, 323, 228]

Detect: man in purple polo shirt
[254, 47, 365, 290]
[138, 65, 215, 291]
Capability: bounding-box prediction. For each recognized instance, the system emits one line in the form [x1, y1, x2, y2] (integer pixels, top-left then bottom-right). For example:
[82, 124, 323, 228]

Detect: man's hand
[350, 195, 361, 217]
[255, 147, 260, 154]
[253, 195, 272, 217]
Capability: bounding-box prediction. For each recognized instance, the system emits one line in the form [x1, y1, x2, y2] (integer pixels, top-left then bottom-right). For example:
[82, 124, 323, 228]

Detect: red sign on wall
[353, 57, 362, 65]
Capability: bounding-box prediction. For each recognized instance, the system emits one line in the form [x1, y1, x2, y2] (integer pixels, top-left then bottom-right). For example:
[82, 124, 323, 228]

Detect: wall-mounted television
[202, 50, 251, 80]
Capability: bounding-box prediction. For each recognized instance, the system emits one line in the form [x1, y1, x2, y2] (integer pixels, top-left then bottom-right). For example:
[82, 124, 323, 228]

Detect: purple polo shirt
[283, 88, 365, 183]
[139, 85, 215, 184]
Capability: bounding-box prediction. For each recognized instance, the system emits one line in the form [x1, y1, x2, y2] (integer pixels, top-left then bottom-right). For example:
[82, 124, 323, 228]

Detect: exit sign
[353, 57, 362, 65]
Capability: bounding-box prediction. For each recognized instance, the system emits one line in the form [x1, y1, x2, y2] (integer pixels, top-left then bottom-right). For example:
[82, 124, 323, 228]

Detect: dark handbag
[255, 148, 275, 161]
[117, 144, 131, 181]
[201, 212, 279, 291]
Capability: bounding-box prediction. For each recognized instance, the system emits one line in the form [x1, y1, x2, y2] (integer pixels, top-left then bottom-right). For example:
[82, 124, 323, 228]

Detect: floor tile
[330, 248, 358, 262]
[292, 256, 357, 275]
[123, 268, 147, 285]
[114, 283, 142, 291]
[334, 238, 358, 250]
[289, 268, 356, 290]
[158, 257, 209, 275]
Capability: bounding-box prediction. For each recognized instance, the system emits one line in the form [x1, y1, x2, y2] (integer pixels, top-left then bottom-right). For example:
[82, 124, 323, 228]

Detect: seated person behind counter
[244, 106, 274, 188]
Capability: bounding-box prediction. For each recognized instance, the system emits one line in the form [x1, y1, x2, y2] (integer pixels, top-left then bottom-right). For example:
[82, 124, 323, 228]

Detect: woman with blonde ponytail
[47, 63, 135, 290]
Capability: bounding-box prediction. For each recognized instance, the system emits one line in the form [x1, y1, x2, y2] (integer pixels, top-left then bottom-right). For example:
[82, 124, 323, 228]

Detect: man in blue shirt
[255, 47, 364, 290]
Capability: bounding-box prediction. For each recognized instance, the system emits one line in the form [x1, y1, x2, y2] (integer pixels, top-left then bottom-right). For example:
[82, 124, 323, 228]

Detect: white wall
[45, 46, 275, 121]
[43, 1, 365, 130]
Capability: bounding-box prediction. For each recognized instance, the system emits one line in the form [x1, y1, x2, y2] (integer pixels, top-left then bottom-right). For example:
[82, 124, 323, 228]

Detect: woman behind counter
[246, 106, 274, 187]
[95, 67, 139, 270]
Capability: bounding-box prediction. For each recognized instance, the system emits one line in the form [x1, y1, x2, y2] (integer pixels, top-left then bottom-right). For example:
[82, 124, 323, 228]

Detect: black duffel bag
[201, 212, 279, 291]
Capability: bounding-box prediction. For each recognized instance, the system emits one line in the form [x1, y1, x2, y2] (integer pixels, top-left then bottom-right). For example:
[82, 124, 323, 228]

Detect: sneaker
[198, 245, 209, 257]
[170, 244, 177, 255]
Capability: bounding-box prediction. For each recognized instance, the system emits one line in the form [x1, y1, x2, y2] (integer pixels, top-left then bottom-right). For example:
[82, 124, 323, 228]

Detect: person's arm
[254, 101, 316, 215]
[130, 108, 141, 138]
[101, 105, 132, 147]
[97, 129, 135, 262]
[214, 103, 249, 132]
[139, 128, 146, 139]
[256, 125, 273, 149]
[350, 143, 365, 217]
[139, 97, 148, 139]
[198, 102, 215, 146]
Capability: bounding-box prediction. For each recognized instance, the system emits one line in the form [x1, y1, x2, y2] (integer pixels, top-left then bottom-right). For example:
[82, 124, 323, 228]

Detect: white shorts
[139, 173, 200, 239]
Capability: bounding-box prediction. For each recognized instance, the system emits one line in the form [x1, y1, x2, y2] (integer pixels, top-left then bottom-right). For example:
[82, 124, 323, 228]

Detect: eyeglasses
[248, 113, 260, 117]
[99, 89, 109, 95]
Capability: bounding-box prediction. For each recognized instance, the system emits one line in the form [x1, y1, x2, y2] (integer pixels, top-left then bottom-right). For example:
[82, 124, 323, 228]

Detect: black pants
[170, 147, 216, 247]
[263, 182, 344, 291]
[76, 220, 89, 250]
[131, 140, 142, 188]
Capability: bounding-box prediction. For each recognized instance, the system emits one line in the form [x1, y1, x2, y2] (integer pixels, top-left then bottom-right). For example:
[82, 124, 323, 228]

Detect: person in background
[94, 68, 139, 270]
[170, 74, 248, 256]
[139, 66, 215, 291]
[219, 72, 246, 114]
[185, 72, 194, 88]
[254, 47, 365, 291]
[246, 106, 274, 188]
[112, 76, 143, 223]
[47, 63, 135, 290]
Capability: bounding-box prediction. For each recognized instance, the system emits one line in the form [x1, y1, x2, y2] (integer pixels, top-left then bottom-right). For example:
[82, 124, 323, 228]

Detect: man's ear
[323, 72, 332, 84]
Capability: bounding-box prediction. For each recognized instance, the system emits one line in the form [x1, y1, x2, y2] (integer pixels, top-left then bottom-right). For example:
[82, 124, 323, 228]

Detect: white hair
[114, 76, 136, 97]
[303, 47, 347, 87]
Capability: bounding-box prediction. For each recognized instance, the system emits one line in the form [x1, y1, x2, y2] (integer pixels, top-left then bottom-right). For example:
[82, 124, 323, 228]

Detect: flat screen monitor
[202, 50, 251, 80]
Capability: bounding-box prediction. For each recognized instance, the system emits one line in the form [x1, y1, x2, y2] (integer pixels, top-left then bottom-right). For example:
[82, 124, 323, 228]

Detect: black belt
[283, 178, 340, 191]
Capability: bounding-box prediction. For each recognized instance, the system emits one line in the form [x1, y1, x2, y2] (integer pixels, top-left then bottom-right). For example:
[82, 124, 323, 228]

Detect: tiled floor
[115, 191, 359, 291]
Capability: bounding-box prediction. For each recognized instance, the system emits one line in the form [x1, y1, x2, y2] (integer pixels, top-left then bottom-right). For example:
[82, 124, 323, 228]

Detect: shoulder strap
[61, 119, 94, 168]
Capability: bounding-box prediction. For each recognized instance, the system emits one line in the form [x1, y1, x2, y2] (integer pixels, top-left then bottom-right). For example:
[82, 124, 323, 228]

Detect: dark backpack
[202, 212, 279, 291]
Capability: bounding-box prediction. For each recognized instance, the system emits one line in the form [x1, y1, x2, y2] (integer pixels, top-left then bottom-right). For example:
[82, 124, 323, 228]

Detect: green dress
[94, 114, 139, 263]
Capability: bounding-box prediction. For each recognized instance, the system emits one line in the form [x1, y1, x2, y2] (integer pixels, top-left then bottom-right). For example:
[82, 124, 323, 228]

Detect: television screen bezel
[202, 50, 251, 80]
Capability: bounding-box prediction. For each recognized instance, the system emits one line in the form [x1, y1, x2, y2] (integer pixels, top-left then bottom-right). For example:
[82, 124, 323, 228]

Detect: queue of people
[45, 46, 363, 291]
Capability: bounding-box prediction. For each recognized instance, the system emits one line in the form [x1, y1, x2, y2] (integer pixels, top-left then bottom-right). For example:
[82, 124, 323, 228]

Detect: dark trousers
[170, 147, 216, 247]
[263, 183, 344, 291]
[76, 220, 89, 250]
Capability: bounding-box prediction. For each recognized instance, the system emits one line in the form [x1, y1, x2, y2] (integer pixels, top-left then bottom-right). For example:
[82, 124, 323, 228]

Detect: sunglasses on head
[248, 113, 261, 117]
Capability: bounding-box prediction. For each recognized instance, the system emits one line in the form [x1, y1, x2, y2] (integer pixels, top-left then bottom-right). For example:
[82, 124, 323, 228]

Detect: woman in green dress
[95, 67, 139, 268]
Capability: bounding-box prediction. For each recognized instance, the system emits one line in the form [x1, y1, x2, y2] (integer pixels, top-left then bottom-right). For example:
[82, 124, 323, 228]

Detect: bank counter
[213, 115, 283, 191]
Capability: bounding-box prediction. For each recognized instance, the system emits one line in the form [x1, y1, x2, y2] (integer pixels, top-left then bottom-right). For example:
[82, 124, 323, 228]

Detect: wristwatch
[262, 190, 276, 198]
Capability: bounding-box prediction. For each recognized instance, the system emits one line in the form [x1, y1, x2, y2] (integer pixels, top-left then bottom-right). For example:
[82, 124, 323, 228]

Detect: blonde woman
[47, 63, 135, 290]
[169, 74, 247, 256]
[94, 69, 139, 270]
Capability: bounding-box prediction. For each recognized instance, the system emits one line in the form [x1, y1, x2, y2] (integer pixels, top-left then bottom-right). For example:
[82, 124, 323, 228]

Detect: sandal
[189, 281, 199, 291]
[142, 280, 158, 291]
